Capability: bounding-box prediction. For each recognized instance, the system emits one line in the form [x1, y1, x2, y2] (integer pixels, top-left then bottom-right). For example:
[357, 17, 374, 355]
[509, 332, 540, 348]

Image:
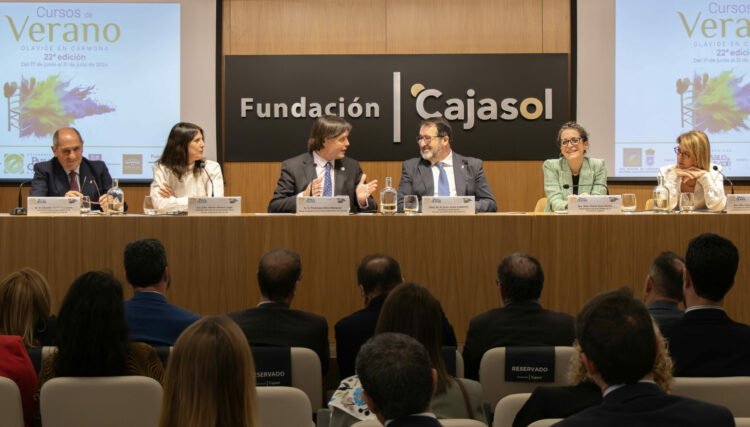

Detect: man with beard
[397, 117, 497, 213]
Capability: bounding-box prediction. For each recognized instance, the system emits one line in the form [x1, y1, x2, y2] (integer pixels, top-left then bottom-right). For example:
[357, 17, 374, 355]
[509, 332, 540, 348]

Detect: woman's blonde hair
[677, 130, 711, 171]
[0, 268, 52, 347]
[159, 316, 259, 427]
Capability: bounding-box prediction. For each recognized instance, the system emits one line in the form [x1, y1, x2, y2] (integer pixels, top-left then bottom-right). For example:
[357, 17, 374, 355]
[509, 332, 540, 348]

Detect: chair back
[455, 350, 465, 378]
[534, 197, 548, 212]
[0, 377, 24, 427]
[735, 418, 750, 427]
[256, 386, 314, 427]
[528, 419, 563, 427]
[291, 347, 323, 410]
[492, 393, 532, 427]
[479, 346, 575, 409]
[672, 376, 750, 417]
[40, 376, 163, 427]
[353, 420, 486, 427]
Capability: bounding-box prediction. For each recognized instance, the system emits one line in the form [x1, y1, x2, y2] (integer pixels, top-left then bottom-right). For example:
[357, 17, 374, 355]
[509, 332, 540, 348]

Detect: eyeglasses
[416, 135, 442, 143]
[560, 137, 582, 147]
[674, 147, 691, 158]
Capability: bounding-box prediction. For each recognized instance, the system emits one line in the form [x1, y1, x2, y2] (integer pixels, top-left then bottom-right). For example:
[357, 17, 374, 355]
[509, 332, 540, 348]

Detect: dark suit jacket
[646, 300, 683, 331]
[662, 308, 750, 376]
[555, 382, 733, 427]
[462, 300, 575, 380]
[267, 152, 377, 213]
[124, 292, 200, 346]
[513, 382, 601, 427]
[388, 415, 442, 427]
[396, 152, 497, 213]
[227, 301, 330, 374]
[334, 294, 458, 380]
[30, 157, 114, 211]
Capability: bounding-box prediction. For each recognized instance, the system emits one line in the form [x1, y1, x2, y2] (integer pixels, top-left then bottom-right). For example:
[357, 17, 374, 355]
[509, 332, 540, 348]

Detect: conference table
[1, 212, 748, 344]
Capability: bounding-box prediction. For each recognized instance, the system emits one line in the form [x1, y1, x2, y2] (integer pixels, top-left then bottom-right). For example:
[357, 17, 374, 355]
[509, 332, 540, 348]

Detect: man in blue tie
[268, 115, 378, 213]
[397, 117, 497, 213]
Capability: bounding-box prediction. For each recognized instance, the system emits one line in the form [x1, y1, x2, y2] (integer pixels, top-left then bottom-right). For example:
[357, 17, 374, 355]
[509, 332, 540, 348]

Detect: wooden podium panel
[1, 213, 748, 343]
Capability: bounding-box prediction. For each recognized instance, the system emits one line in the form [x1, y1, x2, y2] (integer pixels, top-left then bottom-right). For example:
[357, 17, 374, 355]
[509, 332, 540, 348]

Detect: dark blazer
[227, 301, 330, 374]
[30, 157, 114, 211]
[124, 292, 200, 346]
[513, 382, 602, 427]
[268, 152, 377, 213]
[388, 415, 442, 427]
[334, 294, 458, 380]
[662, 308, 750, 376]
[646, 300, 683, 331]
[555, 382, 733, 427]
[462, 300, 575, 380]
[396, 152, 497, 213]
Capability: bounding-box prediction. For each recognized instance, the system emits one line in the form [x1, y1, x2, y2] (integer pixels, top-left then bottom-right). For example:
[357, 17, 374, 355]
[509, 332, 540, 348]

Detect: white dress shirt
[150, 160, 224, 212]
[430, 151, 457, 196]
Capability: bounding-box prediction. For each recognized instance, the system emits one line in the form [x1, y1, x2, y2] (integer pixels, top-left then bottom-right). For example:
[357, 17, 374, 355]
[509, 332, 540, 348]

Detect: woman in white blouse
[150, 122, 224, 212]
[658, 130, 726, 210]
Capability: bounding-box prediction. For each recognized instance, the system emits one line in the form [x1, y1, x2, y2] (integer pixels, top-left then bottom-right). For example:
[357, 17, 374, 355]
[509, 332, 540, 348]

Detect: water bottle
[107, 178, 125, 215]
[380, 177, 397, 215]
[652, 175, 669, 212]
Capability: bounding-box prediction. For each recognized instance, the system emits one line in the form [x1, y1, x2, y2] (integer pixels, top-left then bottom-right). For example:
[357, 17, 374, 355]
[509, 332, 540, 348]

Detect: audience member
[462, 253, 575, 380]
[662, 233, 750, 376]
[356, 333, 442, 427]
[123, 238, 200, 346]
[642, 251, 685, 330]
[37, 271, 163, 388]
[228, 248, 329, 374]
[159, 316, 259, 427]
[0, 335, 36, 427]
[329, 283, 486, 426]
[555, 287, 732, 427]
[334, 254, 457, 379]
[0, 268, 56, 347]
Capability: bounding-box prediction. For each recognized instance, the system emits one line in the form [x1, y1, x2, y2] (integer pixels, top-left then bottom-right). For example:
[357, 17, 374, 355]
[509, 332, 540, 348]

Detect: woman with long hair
[0, 268, 55, 347]
[159, 316, 259, 427]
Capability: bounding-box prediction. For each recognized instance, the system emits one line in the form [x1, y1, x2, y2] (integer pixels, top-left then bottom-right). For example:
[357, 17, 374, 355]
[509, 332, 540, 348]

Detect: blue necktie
[437, 162, 450, 196]
[322, 162, 332, 197]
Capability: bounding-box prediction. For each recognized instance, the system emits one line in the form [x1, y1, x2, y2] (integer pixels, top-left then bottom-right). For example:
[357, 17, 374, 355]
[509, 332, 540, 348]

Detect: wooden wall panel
[542, 0, 571, 53]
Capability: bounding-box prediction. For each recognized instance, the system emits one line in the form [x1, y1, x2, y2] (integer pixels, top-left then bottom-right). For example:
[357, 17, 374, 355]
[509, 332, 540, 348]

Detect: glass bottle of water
[380, 177, 397, 215]
[107, 178, 125, 215]
[652, 175, 669, 212]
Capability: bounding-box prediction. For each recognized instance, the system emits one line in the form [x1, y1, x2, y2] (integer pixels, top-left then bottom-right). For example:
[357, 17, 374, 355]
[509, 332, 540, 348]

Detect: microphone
[201, 161, 214, 197]
[563, 183, 610, 195]
[713, 165, 734, 195]
[10, 180, 31, 215]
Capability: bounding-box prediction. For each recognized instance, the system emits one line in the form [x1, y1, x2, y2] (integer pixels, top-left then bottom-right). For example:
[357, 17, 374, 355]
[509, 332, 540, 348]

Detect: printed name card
[296, 196, 350, 215]
[251, 347, 292, 387]
[567, 195, 622, 214]
[421, 196, 475, 215]
[726, 194, 750, 213]
[505, 347, 555, 383]
[27, 197, 80, 216]
[187, 197, 242, 216]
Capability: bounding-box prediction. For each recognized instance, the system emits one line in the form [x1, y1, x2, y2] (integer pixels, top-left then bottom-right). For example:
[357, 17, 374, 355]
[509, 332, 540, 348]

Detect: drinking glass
[143, 196, 158, 216]
[621, 193, 636, 213]
[679, 192, 695, 212]
[404, 195, 419, 215]
[80, 196, 91, 215]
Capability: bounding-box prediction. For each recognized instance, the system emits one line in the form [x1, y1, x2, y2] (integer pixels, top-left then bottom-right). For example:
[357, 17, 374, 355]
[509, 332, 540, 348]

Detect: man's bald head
[257, 248, 302, 301]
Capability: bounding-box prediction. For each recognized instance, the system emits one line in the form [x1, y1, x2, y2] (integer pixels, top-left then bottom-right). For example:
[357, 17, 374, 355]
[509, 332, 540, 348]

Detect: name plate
[567, 195, 622, 214]
[726, 194, 750, 213]
[187, 197, 242, 216]
[296, 196, 350, 215]
[27, 197, 80, 216]
[421, 196, 475, 215]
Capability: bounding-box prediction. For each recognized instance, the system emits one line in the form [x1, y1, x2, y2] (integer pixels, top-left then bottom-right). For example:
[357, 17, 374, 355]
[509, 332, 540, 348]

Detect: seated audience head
[675, 130, 711, 171]
[357, 253, 402, 300]
[158, 122, 206, 177]
[374, 282, 450, 393]
[496, 253, 544, 304]
[356, 332, 436, 423]
[54, 271, 129, 376]
[684, 233, 738, 304]
[257, 248, 302, 304]
[124, 238, 169, 292]
[577, 287, 657, 390]
[0, 268, 52, 347]
[643, 251, 685, 304]
[307, 115, 352, 159]
[159, 316, 259, 427]
[51, 127, 84, 171]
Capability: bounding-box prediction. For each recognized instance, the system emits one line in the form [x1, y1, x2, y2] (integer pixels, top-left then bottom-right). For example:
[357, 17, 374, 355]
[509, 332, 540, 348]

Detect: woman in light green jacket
[542, 122, 608, 212]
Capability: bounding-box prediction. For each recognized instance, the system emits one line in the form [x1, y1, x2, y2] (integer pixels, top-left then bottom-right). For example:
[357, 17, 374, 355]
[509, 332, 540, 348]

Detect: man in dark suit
[462, 253, 575, 380]
[397, 117, 496, 213]
[268, 115, 378, 213]
[662, 233, 750, 377]
[228, 248, 329, 374]
[30, 127, 113, 210]
[357, 333, 442, 427]
[334, 254, 458, 380]
[556, 287, 733, 427]
[123, 238, 200, 346]
[642, 251, 685, 330]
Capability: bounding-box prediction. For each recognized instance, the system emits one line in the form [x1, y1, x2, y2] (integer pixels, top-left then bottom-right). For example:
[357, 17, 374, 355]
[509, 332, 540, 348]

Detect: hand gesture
[305, 176, 324, 197]
[356, 174, 378, 206]
[158, 185, 175, 198]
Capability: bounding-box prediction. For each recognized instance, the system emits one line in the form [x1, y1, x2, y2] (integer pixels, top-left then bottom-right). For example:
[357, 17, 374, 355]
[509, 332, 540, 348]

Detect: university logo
[623, 148, 642, 167]
[4, 153, 23, 174]
[122, 154, 142, 174]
